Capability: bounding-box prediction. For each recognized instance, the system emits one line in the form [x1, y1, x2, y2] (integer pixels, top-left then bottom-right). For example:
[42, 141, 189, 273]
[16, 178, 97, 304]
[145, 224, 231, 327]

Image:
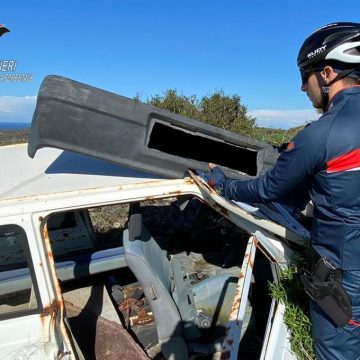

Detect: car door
[0, 214, 76, 359]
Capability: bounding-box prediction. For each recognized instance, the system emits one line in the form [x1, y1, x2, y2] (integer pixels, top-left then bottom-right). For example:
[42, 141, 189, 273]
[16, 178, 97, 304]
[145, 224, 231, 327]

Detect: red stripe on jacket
[327, 148, 360, 173]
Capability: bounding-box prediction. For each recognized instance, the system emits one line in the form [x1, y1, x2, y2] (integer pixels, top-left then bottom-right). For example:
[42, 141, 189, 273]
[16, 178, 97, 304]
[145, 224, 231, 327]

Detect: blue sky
[1, 1, 360, 129]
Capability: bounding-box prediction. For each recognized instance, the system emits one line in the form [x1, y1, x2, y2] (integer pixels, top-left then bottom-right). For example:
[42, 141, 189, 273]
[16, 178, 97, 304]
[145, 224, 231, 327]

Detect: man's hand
[196, 163, 226, 193]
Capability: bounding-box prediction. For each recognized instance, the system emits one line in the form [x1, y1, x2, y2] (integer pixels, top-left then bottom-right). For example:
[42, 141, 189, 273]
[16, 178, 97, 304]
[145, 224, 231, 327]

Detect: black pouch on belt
[300, 257, 352, 327]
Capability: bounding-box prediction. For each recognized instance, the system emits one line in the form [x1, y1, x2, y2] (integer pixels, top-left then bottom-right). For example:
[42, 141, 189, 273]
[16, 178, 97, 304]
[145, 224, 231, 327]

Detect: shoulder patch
[285, 141, 295, 152]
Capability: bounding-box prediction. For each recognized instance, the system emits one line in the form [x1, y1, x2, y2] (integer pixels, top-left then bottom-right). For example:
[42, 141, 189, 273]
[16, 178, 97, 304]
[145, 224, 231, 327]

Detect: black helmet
[297, 22, 360, 70]
[298, 22, 360, 111]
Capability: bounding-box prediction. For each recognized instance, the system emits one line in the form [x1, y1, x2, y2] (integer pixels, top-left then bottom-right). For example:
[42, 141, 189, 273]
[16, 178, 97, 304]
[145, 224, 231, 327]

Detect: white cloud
[249, 108, 321, 129]
[0, 96, 37, 122]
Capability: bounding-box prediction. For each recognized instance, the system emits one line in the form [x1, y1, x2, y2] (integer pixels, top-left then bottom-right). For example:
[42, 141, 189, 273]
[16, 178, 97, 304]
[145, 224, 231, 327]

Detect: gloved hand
[196, 163, 226, 194]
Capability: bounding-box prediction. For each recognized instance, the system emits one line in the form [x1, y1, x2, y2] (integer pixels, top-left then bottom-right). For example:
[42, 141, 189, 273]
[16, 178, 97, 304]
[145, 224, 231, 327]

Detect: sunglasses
[300, 68, 314, 85]
[300, 67, 324, 85]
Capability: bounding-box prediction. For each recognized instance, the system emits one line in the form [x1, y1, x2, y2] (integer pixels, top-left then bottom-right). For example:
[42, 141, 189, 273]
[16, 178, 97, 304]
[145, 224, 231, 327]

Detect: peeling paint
[184, 177, 195, 185]
[40, 223, 75, 356]
[166, 190, 182, 196]
[221, 236, 257, 359]
[43, 227, 54, 262]
[41, 300, 59, 319]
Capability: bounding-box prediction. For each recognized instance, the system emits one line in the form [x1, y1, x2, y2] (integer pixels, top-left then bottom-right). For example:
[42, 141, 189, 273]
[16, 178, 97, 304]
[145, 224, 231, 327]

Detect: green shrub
[269, 245, 315, 360]
[147, 89, 256, 135]
[145, 89, 304, 146]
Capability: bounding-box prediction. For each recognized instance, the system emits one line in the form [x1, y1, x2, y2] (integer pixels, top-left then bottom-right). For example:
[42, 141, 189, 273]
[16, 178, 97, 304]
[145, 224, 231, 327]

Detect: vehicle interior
[0, 195, 274, 359]
[64, 197, 274, 359]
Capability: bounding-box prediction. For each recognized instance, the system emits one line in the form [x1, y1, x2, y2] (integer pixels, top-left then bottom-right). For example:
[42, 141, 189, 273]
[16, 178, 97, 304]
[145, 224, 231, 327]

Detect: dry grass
[0, 129, 29, 146]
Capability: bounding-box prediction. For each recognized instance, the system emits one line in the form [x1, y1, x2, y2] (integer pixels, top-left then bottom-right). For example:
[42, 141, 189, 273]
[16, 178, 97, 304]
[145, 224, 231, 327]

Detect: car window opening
[148, 121, 258, 176]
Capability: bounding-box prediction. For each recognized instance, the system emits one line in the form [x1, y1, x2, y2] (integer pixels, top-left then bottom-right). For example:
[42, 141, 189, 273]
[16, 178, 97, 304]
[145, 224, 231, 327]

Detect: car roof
[0, 143, 168, 202]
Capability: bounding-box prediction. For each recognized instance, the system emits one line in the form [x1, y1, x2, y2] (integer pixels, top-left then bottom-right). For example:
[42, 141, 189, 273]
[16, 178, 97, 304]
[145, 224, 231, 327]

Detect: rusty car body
[0, 76, 311, 359]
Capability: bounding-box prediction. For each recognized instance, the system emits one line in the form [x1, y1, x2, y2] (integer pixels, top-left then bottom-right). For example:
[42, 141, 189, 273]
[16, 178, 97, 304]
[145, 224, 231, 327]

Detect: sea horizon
[0, 122, 30, 130]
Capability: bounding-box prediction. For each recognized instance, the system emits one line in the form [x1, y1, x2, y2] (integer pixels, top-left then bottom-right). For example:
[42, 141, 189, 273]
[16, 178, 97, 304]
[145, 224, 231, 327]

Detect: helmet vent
[324, 31, 358, 45]
[344, 46, 360, 56]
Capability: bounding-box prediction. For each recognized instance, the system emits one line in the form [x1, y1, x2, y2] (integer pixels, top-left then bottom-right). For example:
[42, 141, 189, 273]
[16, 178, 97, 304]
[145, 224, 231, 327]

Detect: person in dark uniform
[200, 23, 360, 359]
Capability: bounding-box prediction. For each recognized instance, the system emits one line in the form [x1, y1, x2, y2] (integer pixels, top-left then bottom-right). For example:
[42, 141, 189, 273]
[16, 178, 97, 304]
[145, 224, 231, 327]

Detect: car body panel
[28, 75, 278, 179]
[0, 214, 74, 359]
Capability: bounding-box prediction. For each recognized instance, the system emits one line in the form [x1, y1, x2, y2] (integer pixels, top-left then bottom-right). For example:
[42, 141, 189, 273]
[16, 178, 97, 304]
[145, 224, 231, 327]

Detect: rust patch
[42, 224, 64, 300]
[143, 195, 157, 201]
[40, 300, 62, 328]
[42, 226, 54, 261]
[166, 190, 182, 196]
[230, 290, 241, 314]
[42, 225, 49, 241]
[143, 190, 183, 201]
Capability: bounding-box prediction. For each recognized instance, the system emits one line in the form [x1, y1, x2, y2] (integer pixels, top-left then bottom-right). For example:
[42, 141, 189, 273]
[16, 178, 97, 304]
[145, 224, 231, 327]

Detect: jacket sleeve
[223, 122, 327, 206]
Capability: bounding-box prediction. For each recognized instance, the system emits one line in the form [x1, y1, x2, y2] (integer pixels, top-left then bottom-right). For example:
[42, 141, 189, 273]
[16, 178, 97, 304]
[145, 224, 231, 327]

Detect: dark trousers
[310, 270, 360, 360]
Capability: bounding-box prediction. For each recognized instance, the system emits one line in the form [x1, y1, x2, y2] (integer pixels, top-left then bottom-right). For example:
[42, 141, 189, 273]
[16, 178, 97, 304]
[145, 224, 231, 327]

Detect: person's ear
[321, 66, 335, 83]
